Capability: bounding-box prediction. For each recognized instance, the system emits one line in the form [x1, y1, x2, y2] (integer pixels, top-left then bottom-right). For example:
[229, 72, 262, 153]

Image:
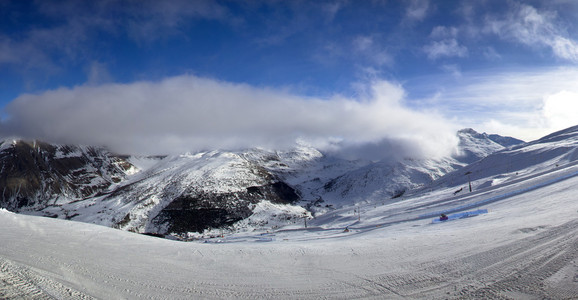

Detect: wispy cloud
[482, 47, 501, 61]
[353, 36, 374, 52]
[550, 37, 578, 62]
[85, 62, 112, 86]
[484, 2, 578, 62]
[0, 33, 58, 72]
[0, 0, 231, 71]
[440, 64, 462, 78]
[353, 35, 393, 67]
[423, 39, 468, 60]
[423, 25, 467, 60]
[405, 0, 430, 22]
[321, 0, 348, 23]
[37, 0, 230, 42]
[422, 67, 578, 141]
[1, 76, 458, 159]
[429, 26, 458, 39]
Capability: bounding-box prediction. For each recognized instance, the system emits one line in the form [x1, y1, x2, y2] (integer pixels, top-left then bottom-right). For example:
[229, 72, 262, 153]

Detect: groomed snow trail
[0, 257, 92, 299]
[389, 219, 578, 299]
[1, 215, 576, 299]
[1, 167, 578, 299]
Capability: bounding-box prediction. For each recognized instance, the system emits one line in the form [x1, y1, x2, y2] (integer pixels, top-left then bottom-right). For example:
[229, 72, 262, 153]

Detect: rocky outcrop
[0, 140, 132, 211]
[151, 181, 300, 234]
[101, 151, 303, 235]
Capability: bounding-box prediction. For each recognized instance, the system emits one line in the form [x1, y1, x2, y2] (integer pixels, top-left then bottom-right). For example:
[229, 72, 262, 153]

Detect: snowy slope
[0, 129, 577, 298]
[429, 124, 578, 194]
[314, 157, 458, 206]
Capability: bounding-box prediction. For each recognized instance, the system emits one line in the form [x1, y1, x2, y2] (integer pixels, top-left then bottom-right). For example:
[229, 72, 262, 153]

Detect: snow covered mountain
[0, 140, 132, 212]
[299, 128, 524, 209]
[0, 128, 523, 238]
[453, 128, 524, 164]
[62, 149, 305, 236]
[1, 126, 577, 299]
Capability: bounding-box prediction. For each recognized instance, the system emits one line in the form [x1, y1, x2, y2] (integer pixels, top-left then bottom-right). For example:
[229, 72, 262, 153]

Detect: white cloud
[353, 36, 374, 52]
[321, 1, 348, 23]
[542, 91, 578, 131]
[1, 76, 458, 159]
[424, 25, 466, 61]
[483, 47, 501, 61]
[352, 35, 393, 67]
[86, 61, 112, 86]
[405, 0, 430, 22]
[423, 67, 578, 142]
[423, 39, 468, 60]
[484, 2, 578, 63]
[551, 36, 578, 62]
[441, 64, 462, 78]
[429, 26, 458, 39]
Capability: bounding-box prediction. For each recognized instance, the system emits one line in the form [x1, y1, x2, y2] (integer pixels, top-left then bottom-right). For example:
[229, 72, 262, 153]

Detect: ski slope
[1, 159, 577, 299]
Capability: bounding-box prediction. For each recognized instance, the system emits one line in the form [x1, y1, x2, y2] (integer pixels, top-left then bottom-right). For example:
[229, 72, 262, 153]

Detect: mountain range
[0, 128, 525, 238]
[3, 125, 578, 298]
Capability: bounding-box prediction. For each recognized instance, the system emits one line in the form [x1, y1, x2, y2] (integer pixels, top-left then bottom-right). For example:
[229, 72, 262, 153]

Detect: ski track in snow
[0, 257, 93, 299]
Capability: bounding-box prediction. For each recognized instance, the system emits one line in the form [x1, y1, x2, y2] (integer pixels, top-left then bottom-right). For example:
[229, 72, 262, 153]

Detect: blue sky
[1, 0, 578, 155]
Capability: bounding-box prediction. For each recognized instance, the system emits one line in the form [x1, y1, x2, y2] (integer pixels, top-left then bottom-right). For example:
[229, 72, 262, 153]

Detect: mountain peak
[455, 128, 524, 164]
[457, 128, 479, 135]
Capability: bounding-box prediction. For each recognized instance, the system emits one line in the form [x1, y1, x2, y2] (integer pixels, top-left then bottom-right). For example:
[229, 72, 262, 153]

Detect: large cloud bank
[1, 76, 457, 159]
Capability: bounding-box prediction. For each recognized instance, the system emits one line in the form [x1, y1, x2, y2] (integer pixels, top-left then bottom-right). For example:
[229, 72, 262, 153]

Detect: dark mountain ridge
[0, 140, 131, 212]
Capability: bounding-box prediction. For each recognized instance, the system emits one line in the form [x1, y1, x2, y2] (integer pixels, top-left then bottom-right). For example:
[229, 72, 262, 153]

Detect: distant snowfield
[1, 164, 578, 299]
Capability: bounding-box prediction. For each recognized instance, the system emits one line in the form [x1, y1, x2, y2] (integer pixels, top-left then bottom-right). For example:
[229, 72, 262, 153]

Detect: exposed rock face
[0, 140, 132, 211]
[101, 151, 303, 235]
[151, 182, 300, 234]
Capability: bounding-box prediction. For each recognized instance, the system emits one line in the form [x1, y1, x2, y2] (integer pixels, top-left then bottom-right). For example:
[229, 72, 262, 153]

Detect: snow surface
[1, 151, 578, 299]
